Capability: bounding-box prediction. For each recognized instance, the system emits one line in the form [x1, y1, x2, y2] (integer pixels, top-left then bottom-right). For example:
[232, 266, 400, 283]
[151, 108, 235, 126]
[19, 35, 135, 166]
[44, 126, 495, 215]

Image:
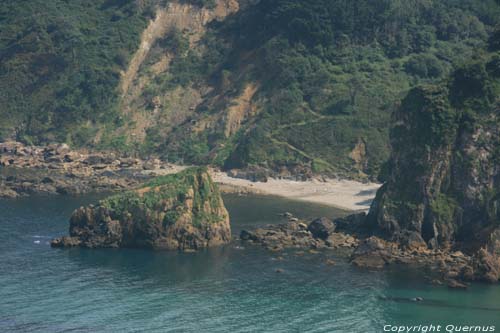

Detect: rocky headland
[359, 57, 500, 284]
[51, 167, 231, 251]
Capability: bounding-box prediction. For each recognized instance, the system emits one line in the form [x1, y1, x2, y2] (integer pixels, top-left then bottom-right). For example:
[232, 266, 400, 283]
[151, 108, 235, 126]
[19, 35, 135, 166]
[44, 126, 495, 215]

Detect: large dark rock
[308, 217, 335, 240]
[334, 212, 368, 235]
[51, 167, 231, 251]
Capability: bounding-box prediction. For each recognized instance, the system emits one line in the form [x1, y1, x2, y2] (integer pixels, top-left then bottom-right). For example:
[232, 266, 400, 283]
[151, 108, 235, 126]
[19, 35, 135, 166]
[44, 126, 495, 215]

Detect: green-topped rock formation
[51, 167, 231, 250]
[363, 53, 500, 282]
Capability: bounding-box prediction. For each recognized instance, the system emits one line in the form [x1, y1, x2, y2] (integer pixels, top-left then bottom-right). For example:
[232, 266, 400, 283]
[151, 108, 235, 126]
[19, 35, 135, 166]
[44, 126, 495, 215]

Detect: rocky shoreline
[0, 141, 179, 198]
[239, 213, 500, 288]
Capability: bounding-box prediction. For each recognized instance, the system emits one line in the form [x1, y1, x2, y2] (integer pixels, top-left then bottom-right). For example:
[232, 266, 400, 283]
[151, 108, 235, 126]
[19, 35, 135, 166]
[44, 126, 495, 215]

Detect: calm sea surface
[1, 194, 499, 332]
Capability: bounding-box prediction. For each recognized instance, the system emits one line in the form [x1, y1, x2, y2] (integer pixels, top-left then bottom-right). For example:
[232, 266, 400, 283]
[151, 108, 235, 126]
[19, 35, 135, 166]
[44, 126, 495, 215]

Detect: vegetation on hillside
[0, 0, 155, 144]
[1, 0, 499, 178]
[156, 0, 500, 178]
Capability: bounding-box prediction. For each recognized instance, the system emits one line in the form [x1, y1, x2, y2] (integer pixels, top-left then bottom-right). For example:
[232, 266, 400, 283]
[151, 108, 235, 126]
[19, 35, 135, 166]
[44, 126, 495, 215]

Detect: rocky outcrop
[361, 56, 500, 282]
[51, 167, 231, 251]
[308, 217, 336, 240]
[240, 215, 358, 251]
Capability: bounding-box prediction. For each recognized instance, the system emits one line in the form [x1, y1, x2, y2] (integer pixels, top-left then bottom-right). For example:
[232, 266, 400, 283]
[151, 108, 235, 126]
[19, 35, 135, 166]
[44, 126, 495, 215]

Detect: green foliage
[2, 0, 500, 179]
[488, 26, 500, 51]
[452, 62, 487, 103]
[395, 85, 458, 149]
[430, 193, 459, 225]
[405, 54, 445, 78]
[486, 54, 500, 77]
[102, 167, 223, 227]
[161, 0, 499, 177]
[0, 0, 151, 144]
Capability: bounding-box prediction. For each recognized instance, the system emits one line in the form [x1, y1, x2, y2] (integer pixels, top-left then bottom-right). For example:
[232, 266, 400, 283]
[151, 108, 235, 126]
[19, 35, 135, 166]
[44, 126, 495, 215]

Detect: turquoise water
[1, 194, 500, 332]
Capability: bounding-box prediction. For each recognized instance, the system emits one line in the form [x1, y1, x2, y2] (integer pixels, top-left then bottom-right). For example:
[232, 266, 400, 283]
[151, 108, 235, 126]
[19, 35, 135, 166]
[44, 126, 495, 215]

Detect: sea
[1, 193, 499, 332]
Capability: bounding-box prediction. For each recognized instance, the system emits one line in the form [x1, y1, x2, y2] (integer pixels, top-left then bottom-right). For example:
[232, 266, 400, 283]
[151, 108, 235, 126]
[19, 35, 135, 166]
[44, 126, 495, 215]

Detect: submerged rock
[50, 236, 81, 247]
[51, 167, 231, 251]
[447, 279, 468, 290]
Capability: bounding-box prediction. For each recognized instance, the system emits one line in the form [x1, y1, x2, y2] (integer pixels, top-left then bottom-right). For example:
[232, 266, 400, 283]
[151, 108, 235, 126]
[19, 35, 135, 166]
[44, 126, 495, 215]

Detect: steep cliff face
[118, 0, 240, 142]
[51, 167, 231, 250]
[367, 55, 500, 269]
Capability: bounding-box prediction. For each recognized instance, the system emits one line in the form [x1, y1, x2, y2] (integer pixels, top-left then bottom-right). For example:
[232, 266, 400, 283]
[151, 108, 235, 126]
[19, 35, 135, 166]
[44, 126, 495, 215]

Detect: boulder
[334, 212, 367, 234]
[143, 159, 161, 170]
[325, 233, 358, 248]
[50, 236, 81, 247]
[308, 217, 335, 240]
[84, 155, 104, 165]
[473, 248, 500, 283]
[350, 236, 393, 269]
[0, 185, 19, 198]
[240, 230, 258, 242]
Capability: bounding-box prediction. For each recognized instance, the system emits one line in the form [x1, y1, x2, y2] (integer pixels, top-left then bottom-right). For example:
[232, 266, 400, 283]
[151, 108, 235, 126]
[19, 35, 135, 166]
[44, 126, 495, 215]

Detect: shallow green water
[1, 194, 499, 332]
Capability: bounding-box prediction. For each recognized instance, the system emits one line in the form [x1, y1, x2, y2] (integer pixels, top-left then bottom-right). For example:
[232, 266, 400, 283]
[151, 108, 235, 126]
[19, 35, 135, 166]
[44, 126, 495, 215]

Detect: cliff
[51, 167, 231, 250]
[365, 54, 500, 281]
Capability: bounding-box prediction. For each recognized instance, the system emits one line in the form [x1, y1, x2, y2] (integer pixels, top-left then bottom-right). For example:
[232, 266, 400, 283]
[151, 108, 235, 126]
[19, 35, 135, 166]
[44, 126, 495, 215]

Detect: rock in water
[308, 217, 335, 240]
[350, 236, 392, 269]
[51, 167, 231, 251]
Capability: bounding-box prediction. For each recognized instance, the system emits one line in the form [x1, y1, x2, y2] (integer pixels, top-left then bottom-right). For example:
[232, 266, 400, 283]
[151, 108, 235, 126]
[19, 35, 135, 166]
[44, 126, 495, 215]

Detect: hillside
[1, 0, 499, 179]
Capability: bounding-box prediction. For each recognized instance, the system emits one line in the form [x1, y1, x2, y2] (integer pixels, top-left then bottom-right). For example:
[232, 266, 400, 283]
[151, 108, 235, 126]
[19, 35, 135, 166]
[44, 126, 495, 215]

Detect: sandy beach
[211, 171, 380, 212]
[149, 166, 381, 212]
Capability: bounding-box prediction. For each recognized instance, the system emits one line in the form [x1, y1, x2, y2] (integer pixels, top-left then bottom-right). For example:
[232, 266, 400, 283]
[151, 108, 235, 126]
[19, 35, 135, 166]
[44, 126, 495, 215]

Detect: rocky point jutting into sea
[358, 56, 500, 284]
[51, 167, 231, 251]
[240, 55, 500, 287]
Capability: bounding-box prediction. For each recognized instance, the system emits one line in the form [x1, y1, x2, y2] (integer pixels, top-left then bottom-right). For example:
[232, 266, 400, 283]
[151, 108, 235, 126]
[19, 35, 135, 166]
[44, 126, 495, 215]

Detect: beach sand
[212, 171, 380, 212]
[147, 166, 381, 212]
